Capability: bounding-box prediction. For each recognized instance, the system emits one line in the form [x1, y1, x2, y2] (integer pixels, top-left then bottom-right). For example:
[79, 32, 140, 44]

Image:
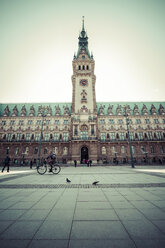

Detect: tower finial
[82, 16, 85, 31]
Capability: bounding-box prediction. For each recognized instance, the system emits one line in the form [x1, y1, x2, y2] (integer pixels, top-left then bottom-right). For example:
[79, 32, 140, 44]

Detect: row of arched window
[78, 65, 89, 70]
[101, 145, 165, 155]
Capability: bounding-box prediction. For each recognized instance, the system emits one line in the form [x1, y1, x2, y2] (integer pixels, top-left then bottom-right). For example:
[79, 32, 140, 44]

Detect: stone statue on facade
[133, 104, 140, 115]
[142, 104, 148, 115]
[29, 105, 35, 116]
[159, 104, 165, 115]
[55, 105, 61, 115]
[46, 105, 52, 116]
[99, 105, 104, 115]
[3, 106, 10, 116]
[150, 104, 157, 115]
[11, 105, 18, 116]
[20, 105, 27, 116]
[107, 105, 113, 115]
[64, 105, 69, 115]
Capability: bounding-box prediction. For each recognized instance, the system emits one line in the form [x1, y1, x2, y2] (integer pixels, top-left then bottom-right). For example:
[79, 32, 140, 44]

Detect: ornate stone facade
[0, 20, 165, 165]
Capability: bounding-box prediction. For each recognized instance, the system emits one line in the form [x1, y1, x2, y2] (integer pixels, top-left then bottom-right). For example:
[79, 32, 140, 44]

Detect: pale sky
[0, 0, 165, 103]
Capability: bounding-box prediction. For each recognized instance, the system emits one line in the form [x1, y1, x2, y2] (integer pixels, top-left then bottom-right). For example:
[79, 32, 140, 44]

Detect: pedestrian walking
[2, 155, 10, 173]
[89, 159, 92, 166]
[74, 160, 77, 167]
[30, 160, 33, 169]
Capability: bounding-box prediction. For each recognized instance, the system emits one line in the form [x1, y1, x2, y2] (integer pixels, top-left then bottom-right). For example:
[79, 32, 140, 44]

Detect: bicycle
[37, 161, 61, 175]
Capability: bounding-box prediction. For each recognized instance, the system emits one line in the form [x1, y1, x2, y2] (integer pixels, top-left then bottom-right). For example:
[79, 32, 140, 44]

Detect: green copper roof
[0, 102, 165, 117]
[97, 102, 165, 115]
[0, 103, 72, 117]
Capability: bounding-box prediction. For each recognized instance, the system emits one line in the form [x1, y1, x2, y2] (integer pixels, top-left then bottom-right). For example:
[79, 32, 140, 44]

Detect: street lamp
[37, 108, 46, 167]
[113, 151, 118, 164]
[123, 106, 135, 168]
[144, 151, 148, 164]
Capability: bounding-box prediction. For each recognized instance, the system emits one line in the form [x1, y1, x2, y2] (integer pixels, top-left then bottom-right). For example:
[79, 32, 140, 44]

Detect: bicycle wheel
[52, 164, 61, 174]
[37, 165, 47, 175]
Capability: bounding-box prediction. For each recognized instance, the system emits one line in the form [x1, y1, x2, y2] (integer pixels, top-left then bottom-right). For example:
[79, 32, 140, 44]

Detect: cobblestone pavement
[0, 165, 165, 248]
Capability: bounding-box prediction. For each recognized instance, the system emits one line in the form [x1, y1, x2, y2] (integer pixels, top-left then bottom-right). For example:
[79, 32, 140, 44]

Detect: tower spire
[82, 16, 85, 31]
[76, 17, 91, 58]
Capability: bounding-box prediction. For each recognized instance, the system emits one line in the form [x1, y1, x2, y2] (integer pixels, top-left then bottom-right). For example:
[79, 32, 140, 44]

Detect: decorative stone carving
[159, 104, 165, 115]
[99, 105, 104, 115]
[46, 106, 52, 116]
[80, 124, 88, 131]
[133, 104, 140, 115]
[80, 105, 88, 113]
[116, 105, 122, 115]
[11, 105, 18, 116]
[20, 105, 26, 116]
[64, 105, 69, 115]
[38, 106, 43, 116]
[81, 90, 87, 103]
[150, 104, 157, 115]
[142, 104, 148, 115]
[3, 105, 10, 116]
[125, 105, 131, 115]
[55, 105, 61, 115]
[107, 105, 113, 115]
[29, 105, 35, 116]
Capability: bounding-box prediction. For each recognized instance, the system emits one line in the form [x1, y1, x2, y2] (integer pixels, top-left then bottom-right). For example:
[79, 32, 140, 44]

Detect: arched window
[87, 65, 89, 70]
[78, 65, 81, 70]
[63, 147, 68, 155]
[54, 147, 58, 155]
[121, 146, 126, 154]
[82, 65, 85, 70]
[15, 147, 19, 155]
[24, 147, 29, 155]
[101, 146, 106, 155]
[131, 146, 135, 154]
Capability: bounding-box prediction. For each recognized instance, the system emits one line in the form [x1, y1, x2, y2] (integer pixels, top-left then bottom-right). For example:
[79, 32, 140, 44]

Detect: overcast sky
[0, 0, 165, 103]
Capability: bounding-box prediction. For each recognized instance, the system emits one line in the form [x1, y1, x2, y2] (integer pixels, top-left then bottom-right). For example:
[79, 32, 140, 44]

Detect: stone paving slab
[0, 166, 165, 248]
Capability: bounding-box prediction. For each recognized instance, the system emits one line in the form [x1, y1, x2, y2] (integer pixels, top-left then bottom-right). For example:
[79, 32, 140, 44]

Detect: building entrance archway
[81, 146, 88, 164]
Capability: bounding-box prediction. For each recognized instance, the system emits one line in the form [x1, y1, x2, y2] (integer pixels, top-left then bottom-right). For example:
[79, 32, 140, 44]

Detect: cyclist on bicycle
[47, 151, 56, 172]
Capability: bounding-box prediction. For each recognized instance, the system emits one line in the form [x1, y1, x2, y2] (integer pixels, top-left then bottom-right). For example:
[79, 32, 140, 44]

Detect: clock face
[80, 79, 88, 86]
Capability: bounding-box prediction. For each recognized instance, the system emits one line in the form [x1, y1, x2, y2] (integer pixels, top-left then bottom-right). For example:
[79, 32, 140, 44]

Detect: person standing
[2, 155, 10, 173]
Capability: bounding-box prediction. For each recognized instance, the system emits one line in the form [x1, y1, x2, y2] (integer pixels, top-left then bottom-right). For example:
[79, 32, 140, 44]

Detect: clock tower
[71, 17, 96, 115]
[71, 18, 98, 163]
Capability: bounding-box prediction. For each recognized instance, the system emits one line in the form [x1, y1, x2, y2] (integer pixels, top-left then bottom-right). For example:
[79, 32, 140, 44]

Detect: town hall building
[0, 20, 165, 165]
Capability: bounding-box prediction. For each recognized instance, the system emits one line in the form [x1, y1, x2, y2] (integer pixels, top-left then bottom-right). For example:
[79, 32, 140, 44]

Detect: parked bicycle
[37, 160, 61, 175]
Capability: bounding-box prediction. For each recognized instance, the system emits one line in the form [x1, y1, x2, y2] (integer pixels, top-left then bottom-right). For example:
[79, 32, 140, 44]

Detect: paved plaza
[0, 165, 165, 248]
